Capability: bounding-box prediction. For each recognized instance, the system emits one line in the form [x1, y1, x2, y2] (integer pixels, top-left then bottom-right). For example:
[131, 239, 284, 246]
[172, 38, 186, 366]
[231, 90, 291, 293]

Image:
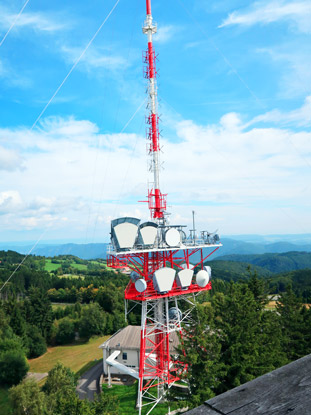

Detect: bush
[78, 303, 106, 340]
[0, 350, 29, 386]
[56, 318, 75, 345]
[43, 362, 77, 395]
[26, 325, 47, 358]
[9, 379, 47, 415]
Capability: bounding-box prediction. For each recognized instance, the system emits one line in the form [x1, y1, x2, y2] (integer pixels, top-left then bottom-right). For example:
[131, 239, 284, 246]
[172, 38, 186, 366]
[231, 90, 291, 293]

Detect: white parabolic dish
[165, 228, 181, 247]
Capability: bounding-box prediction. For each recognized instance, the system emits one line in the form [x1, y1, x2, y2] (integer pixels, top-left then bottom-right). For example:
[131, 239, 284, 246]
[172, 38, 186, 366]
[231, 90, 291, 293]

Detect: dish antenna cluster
[107, 1, 221, 413]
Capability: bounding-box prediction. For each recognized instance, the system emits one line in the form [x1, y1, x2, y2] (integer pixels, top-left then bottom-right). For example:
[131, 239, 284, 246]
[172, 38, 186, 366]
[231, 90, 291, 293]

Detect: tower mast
[143, 0, 166, 221]
[107, 1, 222, 414]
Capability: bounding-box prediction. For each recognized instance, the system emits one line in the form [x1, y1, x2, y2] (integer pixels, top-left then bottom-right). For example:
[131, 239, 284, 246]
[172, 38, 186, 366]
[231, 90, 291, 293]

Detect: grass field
[70, 263, 88, 271]
[60, 274, 84, 279]
[29, 336, 109, 374]
[45, 259, 106, 273]
[45, 259, 62, 272]
[0, 388, 12, 415]
[51, 302, 76, 310]
[102, 384, 180, 415]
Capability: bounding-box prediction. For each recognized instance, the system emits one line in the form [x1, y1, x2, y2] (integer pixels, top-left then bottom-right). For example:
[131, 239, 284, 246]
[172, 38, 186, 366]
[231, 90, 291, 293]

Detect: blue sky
[0, 0, 311, 243]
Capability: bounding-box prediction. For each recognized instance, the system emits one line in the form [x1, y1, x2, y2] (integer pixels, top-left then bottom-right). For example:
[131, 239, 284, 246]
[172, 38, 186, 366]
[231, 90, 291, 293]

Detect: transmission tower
[107, 1, 221, 414]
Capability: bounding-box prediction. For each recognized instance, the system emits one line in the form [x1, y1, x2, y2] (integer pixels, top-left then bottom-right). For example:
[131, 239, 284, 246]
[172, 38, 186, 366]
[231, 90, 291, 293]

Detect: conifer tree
[175, 303, 225, 406]
[24, 287, 53, 340]
[276, 287, 308, 360]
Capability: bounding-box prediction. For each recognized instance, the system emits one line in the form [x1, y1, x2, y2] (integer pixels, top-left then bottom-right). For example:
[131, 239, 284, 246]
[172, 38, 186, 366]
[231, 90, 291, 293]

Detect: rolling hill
[215, 251, 311, 273]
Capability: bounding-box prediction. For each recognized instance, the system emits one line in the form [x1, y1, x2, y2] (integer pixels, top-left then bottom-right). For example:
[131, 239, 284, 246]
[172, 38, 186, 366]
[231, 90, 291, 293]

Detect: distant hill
[208, 260, 272, 281]
[0, 243, 109, 260]
[268, 268, 311, 302]
[215, 251, 311, 273]
[212, 238, 311, 258]
[0, 235, 310, 261]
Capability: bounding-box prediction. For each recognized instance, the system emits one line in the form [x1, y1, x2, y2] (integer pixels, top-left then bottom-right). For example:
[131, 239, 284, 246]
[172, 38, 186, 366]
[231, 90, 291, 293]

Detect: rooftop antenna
[190, 210, 196, 243]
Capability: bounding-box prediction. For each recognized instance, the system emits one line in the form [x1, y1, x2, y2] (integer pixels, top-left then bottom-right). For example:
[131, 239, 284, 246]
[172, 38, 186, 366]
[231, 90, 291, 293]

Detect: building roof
[185, 354, 311, 415]
[99, 325, 180, 352]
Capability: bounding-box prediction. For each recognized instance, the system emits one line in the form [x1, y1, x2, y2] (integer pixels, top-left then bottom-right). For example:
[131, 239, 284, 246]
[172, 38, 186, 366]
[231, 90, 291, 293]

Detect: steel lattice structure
[106, 1, 221, 414]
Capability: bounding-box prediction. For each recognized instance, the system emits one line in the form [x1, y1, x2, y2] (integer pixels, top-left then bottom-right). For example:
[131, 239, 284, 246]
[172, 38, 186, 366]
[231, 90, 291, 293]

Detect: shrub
[26, 325, 47, 358]
[0, 350, 29, 386]
[56, 318, 75, 345]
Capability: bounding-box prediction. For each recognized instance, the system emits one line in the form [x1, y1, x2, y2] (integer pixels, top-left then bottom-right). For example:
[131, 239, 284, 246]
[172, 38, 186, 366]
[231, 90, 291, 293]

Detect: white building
[99, 325, 180, 383]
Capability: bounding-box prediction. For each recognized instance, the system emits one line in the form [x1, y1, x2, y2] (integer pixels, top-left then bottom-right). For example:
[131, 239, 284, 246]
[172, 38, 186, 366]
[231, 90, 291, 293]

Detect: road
[76, 361, 103, 401]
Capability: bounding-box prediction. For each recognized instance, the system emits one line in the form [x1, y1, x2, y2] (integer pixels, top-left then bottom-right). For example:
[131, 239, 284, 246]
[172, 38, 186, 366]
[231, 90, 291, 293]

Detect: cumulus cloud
[0, 145, 24, 171]
[219, 1, 311, 33]
[38, 116, 99, 140]
[0, 5, 68, 35]
[0, 108, 310, 236]
[247, 96, 311, 127]
[0, 191, 23, 214]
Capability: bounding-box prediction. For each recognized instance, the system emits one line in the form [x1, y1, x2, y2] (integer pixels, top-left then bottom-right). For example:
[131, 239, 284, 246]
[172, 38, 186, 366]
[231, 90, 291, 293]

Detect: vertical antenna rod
[143, 0, 167, 220]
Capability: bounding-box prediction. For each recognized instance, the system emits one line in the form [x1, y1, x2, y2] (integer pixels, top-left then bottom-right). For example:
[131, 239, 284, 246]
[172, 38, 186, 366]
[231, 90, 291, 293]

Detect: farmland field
[44, 258, 107, 273]
[29, 336, 109, 374]
[45, 259, 62, 272]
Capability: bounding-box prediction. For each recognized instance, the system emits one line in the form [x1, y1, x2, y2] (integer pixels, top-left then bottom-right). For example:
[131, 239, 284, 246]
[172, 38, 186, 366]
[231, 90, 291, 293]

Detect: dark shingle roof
[185, 354, 311, 415]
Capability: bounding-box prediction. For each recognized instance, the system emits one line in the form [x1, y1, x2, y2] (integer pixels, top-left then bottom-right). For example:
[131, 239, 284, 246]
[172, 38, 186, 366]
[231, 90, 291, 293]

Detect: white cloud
[219, 1, 311, 33]
[61, 45, 129, 73]
[0, 145, 24, 171]
[247, 96, 311, 127]
[154, 25, 179, 44]
[38, 116, 99, 139]
[0, 6, 68, 35]
[257, 46, 311, 98]
[0, 191, 23, 214]
[0, 57, 32, 89]
[0, 106, 310, 237]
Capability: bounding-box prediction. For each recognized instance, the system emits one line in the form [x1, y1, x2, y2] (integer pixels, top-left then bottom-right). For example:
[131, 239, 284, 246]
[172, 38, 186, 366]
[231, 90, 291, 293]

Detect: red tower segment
[143, 0, 166, 220]
[146, 0, 151, 16]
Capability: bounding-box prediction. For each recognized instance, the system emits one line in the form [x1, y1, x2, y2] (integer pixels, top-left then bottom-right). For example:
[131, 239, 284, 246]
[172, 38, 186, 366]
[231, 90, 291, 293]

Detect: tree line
[177, 272, 311, 408]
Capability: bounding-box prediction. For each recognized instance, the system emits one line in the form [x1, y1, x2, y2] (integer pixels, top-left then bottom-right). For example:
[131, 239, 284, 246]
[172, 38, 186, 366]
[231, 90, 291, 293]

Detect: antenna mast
[107, 2, 222, 414]
[143, 0, 166, 221]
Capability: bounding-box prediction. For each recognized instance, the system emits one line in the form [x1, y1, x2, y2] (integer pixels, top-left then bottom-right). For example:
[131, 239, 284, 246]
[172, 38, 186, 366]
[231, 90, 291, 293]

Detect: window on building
[122, 352, 128, 360]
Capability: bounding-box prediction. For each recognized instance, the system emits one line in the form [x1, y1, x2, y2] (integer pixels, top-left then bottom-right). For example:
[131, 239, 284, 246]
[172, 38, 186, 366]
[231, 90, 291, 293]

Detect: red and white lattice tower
[107, 1, 221, 414]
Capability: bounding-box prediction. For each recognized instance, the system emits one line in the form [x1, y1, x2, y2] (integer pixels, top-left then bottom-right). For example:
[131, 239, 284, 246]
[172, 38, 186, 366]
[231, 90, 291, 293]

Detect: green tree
[24, 287, 53, 341]
[247, 267, 269, 310]
[0, 304, 10, 335]
[91, 392, 119, 415]
[179, 281, 287, 405]
[276, 287, 307, 360]
[43, 363, 90, 415]
[51, 392, 93, 415]
[0, 329, 29, 386]
[10, 305, 27, 338]
[44, 363, 77, 396]
[9, 379, 47, 415]
[26, 324, 47, 358]
[56, 318, 76, 345]
[0, 350, 29, 386]
[176, 303, 225, 407]
[0, 331, 25, 354]
[213, 283, 286, 392]
[112, 311, 127, 333]
[78, 303, 106, 340]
